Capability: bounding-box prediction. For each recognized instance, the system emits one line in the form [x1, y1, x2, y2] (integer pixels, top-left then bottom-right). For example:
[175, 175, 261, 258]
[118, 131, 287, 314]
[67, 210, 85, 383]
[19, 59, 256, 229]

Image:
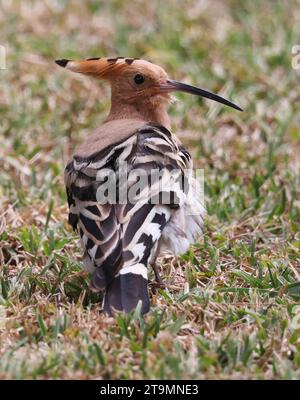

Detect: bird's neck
[106, 97, 171, 130]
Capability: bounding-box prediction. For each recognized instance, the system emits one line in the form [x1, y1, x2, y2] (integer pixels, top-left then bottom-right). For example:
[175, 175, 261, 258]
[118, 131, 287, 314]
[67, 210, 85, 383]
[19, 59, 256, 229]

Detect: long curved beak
[164, 79, 243, 111]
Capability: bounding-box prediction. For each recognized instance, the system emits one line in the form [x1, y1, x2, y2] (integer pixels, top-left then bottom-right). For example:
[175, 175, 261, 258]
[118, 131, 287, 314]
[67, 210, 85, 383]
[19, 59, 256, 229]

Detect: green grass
[0, 0, 300, 379]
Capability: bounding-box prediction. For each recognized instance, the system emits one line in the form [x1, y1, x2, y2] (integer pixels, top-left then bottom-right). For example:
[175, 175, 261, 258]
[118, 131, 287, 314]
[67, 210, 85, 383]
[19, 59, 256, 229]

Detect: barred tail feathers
[103, 205, 170, 315]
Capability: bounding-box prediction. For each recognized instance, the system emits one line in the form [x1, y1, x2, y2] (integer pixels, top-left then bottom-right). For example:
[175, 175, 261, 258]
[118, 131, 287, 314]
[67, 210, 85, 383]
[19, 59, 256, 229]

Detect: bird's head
[55, 57, 242, 127]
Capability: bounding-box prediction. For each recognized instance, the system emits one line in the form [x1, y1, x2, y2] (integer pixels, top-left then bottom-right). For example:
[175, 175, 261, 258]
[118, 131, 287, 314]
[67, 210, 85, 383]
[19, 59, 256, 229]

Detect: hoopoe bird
[55, 56, 242, 315]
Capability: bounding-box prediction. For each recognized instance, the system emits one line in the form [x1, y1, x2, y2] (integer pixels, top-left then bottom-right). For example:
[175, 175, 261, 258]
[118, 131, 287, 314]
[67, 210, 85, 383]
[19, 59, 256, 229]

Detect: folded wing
[64, 123, 191, 314]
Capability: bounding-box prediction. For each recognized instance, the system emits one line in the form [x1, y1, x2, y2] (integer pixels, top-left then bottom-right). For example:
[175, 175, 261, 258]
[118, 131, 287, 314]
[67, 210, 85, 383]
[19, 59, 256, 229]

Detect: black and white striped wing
[64, 123, 191, 314]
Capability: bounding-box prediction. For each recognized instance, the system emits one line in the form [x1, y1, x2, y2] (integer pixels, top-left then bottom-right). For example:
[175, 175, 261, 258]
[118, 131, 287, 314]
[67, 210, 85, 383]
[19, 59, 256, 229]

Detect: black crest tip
[55, 59, 70, 68]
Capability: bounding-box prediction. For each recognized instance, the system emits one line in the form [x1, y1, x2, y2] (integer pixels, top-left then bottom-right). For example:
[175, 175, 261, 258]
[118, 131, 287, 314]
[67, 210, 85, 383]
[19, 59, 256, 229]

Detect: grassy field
[1, 0, 300, 379]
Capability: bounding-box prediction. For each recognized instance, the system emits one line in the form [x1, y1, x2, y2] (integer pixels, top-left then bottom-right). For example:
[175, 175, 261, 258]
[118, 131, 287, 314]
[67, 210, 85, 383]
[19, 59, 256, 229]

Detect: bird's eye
[134, 74, 145, 85]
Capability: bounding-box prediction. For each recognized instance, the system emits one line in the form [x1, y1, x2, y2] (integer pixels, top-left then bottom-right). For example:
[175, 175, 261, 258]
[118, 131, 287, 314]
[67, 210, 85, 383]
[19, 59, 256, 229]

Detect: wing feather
[65, 123, 192, 312]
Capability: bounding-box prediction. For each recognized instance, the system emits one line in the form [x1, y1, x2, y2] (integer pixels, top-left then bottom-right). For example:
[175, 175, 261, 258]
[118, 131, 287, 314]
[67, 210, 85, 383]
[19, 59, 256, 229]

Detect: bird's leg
[153, 263, 163, 285]
[150, 262, 165, 288]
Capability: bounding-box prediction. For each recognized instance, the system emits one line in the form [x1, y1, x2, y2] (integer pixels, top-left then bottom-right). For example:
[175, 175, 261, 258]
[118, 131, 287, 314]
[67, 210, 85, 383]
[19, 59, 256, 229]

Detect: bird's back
[65, 121, 204, 314]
